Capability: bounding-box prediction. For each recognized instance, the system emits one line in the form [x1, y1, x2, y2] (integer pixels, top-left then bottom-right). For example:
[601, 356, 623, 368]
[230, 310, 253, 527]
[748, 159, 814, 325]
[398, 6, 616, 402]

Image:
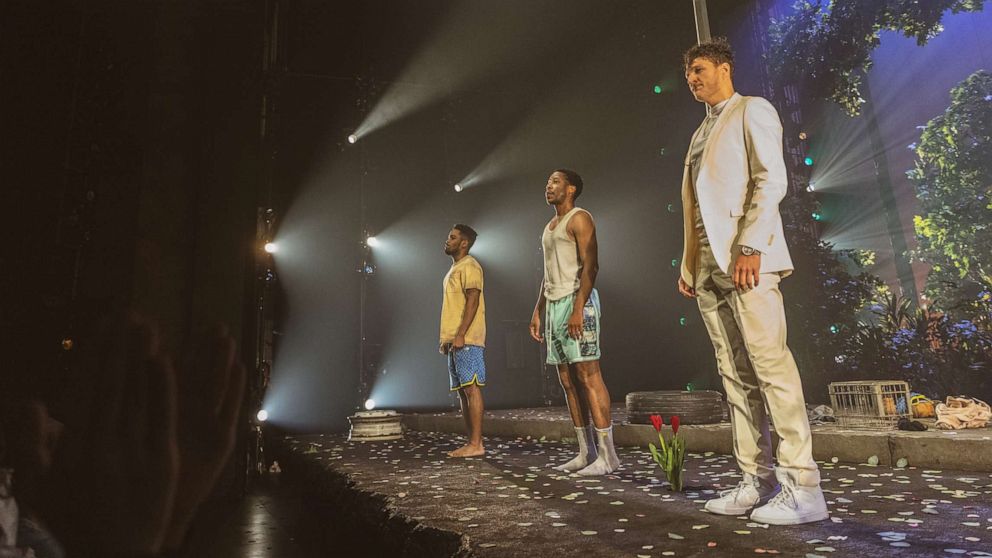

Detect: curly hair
[452, 224, 478, 248]
[553, 168, 584, 200]
[683, 37, 735, 76]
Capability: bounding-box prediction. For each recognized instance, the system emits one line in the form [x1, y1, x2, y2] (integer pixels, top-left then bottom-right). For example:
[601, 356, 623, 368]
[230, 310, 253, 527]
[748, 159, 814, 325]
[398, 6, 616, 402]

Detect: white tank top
[541, 207, 590, 301]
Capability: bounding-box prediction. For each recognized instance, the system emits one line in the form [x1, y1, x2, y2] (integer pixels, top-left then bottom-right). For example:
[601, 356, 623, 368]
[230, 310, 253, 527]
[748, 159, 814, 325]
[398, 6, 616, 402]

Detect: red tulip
[671, 415, 680, 435]
[650, 414, 663, 432]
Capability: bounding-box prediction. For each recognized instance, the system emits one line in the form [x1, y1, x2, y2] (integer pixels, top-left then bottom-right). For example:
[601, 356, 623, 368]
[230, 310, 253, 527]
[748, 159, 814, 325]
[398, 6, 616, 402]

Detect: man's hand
[567, 308, 584, 339]
[529, 312, 543, 343]
[438, 342, 449, 355]
[452, 334, 466, 350]
[733, 253, 761, 292]
[677, 277, 696, 298]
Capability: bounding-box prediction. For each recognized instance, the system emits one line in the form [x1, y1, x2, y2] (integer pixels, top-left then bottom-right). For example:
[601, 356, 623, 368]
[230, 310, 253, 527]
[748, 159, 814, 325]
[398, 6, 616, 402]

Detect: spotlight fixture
[348, 134, 358, 144]
[256, 409, 269, 422]
[366, 236, 380, 248]
[804, 156, 814, 166]
[453, 183, 463, 192]
[812, 211, 823, 221]
[364, 398, 376, 411]
[829, 324, 840, 334]
[653, 84, 663, 94]
[799, 131, 808, 140]
[806, 182, 816, 192]
[264, 242, 278, 254]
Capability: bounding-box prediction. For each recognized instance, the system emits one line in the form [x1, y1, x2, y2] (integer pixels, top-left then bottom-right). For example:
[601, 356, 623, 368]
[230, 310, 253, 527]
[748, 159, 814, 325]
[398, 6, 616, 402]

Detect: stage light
[454, 183, 463, 192]
[671, 258, 679, 267]
[264, 242, 278, 254]
[799, 131, 808, 140]
[679, 316, 687, 326]
[829, 324, 840, 334]
[653, 85, 663, 94]
[812, 211, 823, 221]
[366, 236, 380, 248]
[364, 398, 376, 411]
[804, 156, 814, 166]
[256, 409, 269, 422]
[348, 134, 358, 144]
[806, 182, 816, 192]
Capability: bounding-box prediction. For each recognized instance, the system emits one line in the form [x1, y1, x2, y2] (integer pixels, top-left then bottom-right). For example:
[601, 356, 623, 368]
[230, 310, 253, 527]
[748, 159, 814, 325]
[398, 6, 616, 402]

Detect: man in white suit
[676, 38, 828, 525]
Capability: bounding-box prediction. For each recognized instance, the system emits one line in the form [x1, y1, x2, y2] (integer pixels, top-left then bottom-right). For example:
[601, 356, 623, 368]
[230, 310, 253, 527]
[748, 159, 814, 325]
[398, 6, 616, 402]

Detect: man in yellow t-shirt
[439, 224, 486, 458]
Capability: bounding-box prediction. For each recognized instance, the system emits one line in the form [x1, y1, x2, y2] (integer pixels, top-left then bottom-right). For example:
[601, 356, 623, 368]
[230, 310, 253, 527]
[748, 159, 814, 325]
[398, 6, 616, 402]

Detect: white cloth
[680, 94, 794, 285]
[689, 96, 733, 246]
[694, 243, 819, 487]
[542, 207, 590, 301]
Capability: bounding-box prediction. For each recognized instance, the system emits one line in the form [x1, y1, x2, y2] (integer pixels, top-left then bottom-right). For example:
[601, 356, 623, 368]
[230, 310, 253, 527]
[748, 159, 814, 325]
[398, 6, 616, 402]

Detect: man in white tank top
[529, 169, 619, 476]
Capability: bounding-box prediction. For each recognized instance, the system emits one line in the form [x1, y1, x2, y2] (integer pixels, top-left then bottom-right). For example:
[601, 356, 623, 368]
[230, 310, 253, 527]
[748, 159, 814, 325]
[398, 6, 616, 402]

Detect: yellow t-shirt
[439, 255, 486, 347]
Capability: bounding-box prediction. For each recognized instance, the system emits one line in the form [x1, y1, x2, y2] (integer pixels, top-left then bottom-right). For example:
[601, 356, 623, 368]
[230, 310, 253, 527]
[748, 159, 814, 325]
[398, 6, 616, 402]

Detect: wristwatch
[740, 245, 760, 256]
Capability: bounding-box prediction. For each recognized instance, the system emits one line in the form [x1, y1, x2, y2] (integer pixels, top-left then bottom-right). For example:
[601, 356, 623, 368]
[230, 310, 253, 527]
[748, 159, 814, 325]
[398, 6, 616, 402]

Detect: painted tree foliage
[910, 70, 992, 322]
[768, 0, 986, 116]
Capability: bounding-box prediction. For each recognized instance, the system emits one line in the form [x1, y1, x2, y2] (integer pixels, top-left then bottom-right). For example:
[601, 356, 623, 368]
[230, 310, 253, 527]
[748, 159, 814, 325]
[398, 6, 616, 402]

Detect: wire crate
[828, 380, 911, 429]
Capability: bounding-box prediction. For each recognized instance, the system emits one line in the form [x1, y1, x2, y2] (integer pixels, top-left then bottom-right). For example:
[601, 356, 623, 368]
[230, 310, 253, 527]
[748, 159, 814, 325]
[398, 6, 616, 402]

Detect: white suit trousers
[695, 243, 820, 488]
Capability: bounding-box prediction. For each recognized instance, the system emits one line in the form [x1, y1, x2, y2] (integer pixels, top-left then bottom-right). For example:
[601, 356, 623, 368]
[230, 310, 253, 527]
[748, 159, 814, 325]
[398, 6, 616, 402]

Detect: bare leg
[558, 364, 590, 427]
[574, 360, 620, 476]
[449, 383, 485, 457]
[572, 361, 611, 429]
[552, 364, 597, 472]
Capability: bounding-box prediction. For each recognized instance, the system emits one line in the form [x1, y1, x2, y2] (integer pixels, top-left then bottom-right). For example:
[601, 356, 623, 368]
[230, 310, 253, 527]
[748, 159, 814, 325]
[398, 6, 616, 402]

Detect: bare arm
[451, 289, 481, 349]
[567, 211, 599, 338]
[529, 278, 547, 342]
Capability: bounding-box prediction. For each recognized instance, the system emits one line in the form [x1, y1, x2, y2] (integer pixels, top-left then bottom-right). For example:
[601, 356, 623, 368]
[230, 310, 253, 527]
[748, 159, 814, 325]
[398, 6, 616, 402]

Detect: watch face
[741, 246, 754, 256]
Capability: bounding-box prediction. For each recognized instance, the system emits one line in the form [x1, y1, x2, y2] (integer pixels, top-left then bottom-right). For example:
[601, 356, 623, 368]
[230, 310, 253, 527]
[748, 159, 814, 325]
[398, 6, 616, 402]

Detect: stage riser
[403, 413, 992, 472]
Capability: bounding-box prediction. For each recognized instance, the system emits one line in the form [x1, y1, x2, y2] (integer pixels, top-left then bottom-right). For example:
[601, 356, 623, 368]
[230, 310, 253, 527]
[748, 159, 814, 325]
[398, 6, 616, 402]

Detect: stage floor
[405, 404, 992, 472]
[275, 429, 992, 558]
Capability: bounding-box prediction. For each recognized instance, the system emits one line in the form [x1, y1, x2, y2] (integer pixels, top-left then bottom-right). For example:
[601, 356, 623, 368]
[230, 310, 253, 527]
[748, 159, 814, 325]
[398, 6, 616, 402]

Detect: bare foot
[448, 444, 485, 458]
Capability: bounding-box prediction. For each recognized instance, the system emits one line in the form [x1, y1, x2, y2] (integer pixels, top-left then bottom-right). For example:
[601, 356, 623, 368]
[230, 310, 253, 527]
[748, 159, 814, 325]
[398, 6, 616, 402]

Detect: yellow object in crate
[911, 394, 936, 418]
[828, 380, 911, 429]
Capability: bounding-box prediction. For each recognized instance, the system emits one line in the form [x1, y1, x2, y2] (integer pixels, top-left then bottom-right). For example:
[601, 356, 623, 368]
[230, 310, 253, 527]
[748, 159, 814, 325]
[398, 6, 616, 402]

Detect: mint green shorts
[545, 288, 601, 365]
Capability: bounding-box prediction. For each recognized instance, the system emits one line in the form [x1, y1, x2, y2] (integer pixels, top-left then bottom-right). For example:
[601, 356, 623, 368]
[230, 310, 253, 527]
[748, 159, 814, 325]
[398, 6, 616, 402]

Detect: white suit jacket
[679, 93, 793, 287]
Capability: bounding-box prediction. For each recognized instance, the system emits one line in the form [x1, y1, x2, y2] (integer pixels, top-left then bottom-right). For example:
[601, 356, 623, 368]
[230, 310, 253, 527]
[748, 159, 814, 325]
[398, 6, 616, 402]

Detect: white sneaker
[750, 469, 829, 525]
[704, 473, 778, 516]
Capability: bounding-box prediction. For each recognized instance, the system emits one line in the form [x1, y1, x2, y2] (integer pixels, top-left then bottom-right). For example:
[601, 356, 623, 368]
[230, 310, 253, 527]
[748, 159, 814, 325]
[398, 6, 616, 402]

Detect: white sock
[576, 426, 620, 476]
[553, 425, 598, 472]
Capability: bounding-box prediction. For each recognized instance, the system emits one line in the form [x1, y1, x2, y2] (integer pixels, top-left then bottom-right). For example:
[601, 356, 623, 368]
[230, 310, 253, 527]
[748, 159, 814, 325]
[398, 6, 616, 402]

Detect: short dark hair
[452, 223, 478, 249]
[683, 37, 734, 77]
[554, 168, 584, 201]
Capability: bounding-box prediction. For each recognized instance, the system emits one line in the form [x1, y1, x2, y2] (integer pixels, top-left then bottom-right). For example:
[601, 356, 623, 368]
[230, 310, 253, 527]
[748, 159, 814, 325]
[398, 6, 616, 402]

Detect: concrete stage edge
[403, 405, 992, 472]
